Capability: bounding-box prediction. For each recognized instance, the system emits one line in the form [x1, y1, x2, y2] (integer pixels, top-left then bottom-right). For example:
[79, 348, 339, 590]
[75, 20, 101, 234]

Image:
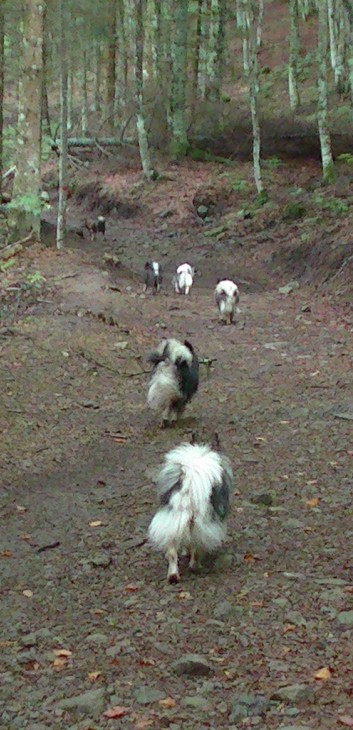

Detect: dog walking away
[215, 279, 240, 324]
[84, 216, 106, 241]
[147, 338, 199, 426]
[148, 434, 233, 583]
[173, 263, 195, 295]
[143, 261, 162, 293]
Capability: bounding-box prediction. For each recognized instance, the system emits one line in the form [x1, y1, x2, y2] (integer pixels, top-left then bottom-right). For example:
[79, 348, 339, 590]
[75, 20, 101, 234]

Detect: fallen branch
[199, 357, 217, 377]
[0, 242, 23, 261]
[37, 541, 61, 554]
[54, 271, 80, 281]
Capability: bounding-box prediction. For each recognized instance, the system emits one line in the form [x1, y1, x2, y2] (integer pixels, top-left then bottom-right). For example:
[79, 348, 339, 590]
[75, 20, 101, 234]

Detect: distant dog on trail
[148, 434, 233, 583]
[84, 216, 106, 241]
[143, 261, 162, 294]
[147, 338, 199, 426]
[215, 279, 240, 325]
[173, 263, 195, 295]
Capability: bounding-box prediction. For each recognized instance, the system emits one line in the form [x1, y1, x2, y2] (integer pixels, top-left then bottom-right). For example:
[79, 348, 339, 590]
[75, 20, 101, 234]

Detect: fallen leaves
[314, 666, 332, 681]
[177, 591, 192, 600]
[52, 648, 73, 670]
[87, 670, 102, 681]
[53, 648, 72, 657]
[89, 520, 104, 527]
[22, 589, 33, 598]
[2, 549, 12, 557]
[243, 552, 261, 563]
[158, 697, 176, 709]
[306, 497, 320, 508]
[103, 705, 130, 719]
[338, 716, 353, 727]
[125, 583, 139, 592]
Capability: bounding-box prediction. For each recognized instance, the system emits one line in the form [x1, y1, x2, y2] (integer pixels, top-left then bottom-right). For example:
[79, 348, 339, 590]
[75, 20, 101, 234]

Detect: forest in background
[1, 0, 353, 252]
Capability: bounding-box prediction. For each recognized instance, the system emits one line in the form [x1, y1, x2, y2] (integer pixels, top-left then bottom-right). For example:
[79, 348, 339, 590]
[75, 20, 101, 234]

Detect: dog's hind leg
[189, 549, 200, 571]
[166, 545, 180, 583]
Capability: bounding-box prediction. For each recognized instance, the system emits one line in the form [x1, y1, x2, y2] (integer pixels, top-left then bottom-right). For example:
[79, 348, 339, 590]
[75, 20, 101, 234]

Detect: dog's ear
[190, 431, 197, 445]
[211, 432, 221, 451]
[145, 262, 150, 269]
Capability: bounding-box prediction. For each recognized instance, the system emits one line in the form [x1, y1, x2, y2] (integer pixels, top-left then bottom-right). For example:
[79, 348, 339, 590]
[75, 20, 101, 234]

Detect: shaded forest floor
[1, 154, 353, 730]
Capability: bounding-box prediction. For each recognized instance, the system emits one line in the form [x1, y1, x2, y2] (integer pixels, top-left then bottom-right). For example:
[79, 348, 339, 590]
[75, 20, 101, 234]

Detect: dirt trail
[1, 245, 353, 730]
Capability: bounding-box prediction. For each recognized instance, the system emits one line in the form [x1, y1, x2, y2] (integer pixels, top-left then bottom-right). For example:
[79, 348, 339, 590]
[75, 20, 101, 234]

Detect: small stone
[85, 632, 109, 646]
[284, 707, 301, 716]
[154, 642, 174, 655]
[56, 688, 106, 717]
[282, 518, 304, 530]
[114, 341, 128, 350]
[171, 654, 213, 677]
[89, 553, 112, 568]
[278, 281, 299, 294]
[286, 611, 307, 628]
[134, 686, 165, 704]
[273, 598, 288, 608]
[182, 695, 212, 711]
[252, 493, 273, 507]
[230, 693, 268, 723]
[337, 610, 353, 626]
[213, 600, 233, 619]
[21, 633, 38, 647]
[271, 684, 314, 702]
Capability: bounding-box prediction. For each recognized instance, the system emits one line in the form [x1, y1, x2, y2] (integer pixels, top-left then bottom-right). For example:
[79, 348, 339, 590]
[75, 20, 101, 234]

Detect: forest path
[1, 246, 353, 730]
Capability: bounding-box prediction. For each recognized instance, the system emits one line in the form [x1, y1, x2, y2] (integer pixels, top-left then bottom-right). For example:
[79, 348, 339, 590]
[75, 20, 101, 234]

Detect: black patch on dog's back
[210, 471, 231, 521]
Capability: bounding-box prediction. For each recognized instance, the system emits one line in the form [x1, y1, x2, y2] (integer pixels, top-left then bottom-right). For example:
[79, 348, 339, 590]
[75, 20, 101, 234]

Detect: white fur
[215, 279, 240, 322]
[97, 215, 105, 222]
[152, 261, 160, 276]
[148, 443, 232, 582]
[175, 271, 194, 295]
[147, 363, 180, 421]
[154, 338, 193, 365]
[177, 263, 194, 275]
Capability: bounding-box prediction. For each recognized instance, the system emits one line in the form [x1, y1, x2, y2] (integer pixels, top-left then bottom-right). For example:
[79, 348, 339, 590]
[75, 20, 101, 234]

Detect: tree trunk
[106, 0, 117, 131]
[197, 0, 209, 99]
[317, 0, 335, 182]
[115, 0, 128, 116]
[57, 0, 68, 250]
[8, 0, 45, 243]
[327, 0, 345, 91]
[288, 0, 301, 109]
[41, 1, 51, 138]
[134, 0, 157, 178]
[206, 0, 227, 102]
[169, 0, 189, 158]
[0, 2, 4, 201]
[150, 0, 162, 79]
[67, 67, 73, 130]
[244, 0, 264, 196]
[93, 42, 101, 113]
[81, 50, 89, 135]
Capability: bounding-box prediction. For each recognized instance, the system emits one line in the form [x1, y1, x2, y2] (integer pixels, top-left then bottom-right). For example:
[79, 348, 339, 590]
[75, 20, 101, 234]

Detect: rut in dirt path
[1, 264, 353, 730]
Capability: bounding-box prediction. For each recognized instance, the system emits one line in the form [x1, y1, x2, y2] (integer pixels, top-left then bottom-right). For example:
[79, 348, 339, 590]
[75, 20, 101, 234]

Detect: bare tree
[288, 0, 301, 109]
[206, 0, 227, 101]
[240, 0, 264, 196]
[106, 0, 117, 130]
[8, 0, 45, 242]
[169, 0, 189, 158]
[0, 2, 4, 200]
[57, 0, 68, 249]
[133, 0, 157, 178]
[317, 0, 335, 182]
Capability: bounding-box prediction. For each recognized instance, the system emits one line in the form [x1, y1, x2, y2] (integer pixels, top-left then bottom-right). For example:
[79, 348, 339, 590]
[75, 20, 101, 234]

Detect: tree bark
[57, 0, 68, 249]
[0, 2, 4, 200]
[288, 0, 301, 110]
[169, 0, 189, 158]
[8, 0, 45, 243]
[81, 50, 89, 135]
[245, 0, 264, 195]
[134, 0, 157, 178]
[317, 0, 335, 182]
[206, 0, 227, 101]
[106, 0, 117, 131]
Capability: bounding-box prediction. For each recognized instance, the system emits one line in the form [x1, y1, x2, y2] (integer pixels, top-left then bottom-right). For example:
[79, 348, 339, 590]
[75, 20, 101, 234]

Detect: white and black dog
[148, 435, 233, 583]
[84, 216, 106, 241]
[214, 279, 240, 325]
[147, 338, 199, 426]
[173, 263, 195, 295]
[144, 261, 162, 294]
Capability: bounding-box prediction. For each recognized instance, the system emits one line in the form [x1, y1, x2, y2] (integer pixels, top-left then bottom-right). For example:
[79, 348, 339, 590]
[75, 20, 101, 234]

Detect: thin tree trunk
[288, 0, 301, 109]
[57, 0, 68, 250]
[257, 0, 264, 47]
[317, 0, 335, 182]
[169, 0, 189, 158]
[41, 2, 51, 138]
[134, 0, 157, 178]
[67, 66, 73, 130]
[115, 0, 128, 116]
[8, 0, 45, 242]
[198, 0, 209, 98]
[327, 0, 345, 91]
[245, 0, 264, 196]
[0, 2, 4, 200]
[206, 0, 227, 101]
[106, 0, 117, 130]
[81, 51, 89, 135]
[93, 42, 101, 112]
[150, 0, 162, 79]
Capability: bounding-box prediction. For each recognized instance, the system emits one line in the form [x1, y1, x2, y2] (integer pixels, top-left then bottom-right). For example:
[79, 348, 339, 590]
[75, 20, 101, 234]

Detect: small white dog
[148, 436, 233, 583]
[214, 279, 240, 325]
[173, 263, 195, 295]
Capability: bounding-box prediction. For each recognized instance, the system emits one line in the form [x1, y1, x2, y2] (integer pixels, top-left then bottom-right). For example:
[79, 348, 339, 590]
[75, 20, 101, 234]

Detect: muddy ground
[1, 158, 353, 730]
